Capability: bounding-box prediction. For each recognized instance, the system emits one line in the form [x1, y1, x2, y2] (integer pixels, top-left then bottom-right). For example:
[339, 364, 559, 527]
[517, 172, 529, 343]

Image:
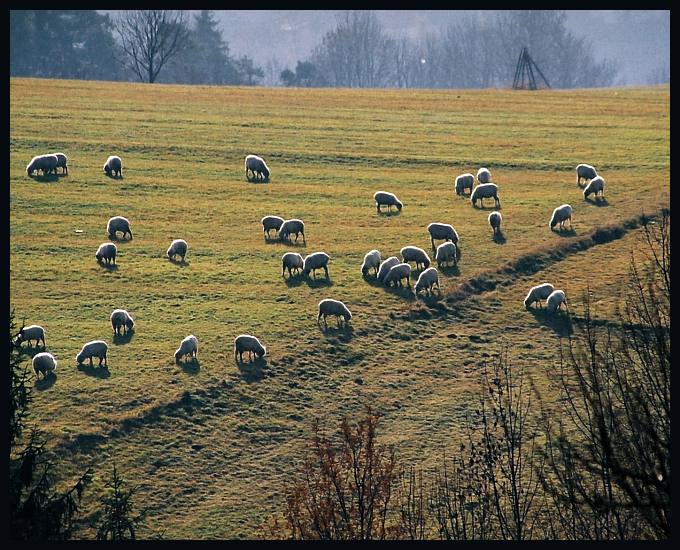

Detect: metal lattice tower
[512, 46, 551, 90]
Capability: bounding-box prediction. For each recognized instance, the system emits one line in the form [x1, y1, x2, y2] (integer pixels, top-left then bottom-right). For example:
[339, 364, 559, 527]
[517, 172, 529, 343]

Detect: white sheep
[76, 340, 108, 367]
[546, 290, 568, 314]
[262, 215, 285, 238]
[245, 154, 271, 182]
[435, 241, 458, 268]
[400, 246, 431, 271]
[384, 262, 412, 288]
[317, 299, 352, 327]
[361, 249, 382, 276]
[234, 334, 266, 362]
[427, 222, 459, 252]
[470, 183, 501, 209]
[167, 239, 188, 262]
[414, 267, 440, 296]
[488, 211, 502, 236]
[107, 216, 133, 240]
[303, 252, 330, 279]
[53, 152, 68, 175]
[278, 219, 306, 244]
[282, 252, 304, 277]
[455, 173, 474, 196]
[373, 191, 403, 213]
[14, 323, 46, 348]
[95, 242, 117, 265]
[583, 176, 605, 201]
[377, 256, 400, 283]
[523, 283, 555, 309]
[175, 334, 198, 363]
[32, 352, 57, 379]
[549, 204, 573, 231]
[104, 155, 122, 177]
[110, 309, 135, 335]
[26, 154, 58, 176]
[576, 163, 597, 185]
[477, 167, 491, 184]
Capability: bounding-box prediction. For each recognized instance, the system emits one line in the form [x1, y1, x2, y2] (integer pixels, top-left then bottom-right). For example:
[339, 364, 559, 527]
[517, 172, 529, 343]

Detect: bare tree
[114, 10, 190, 83]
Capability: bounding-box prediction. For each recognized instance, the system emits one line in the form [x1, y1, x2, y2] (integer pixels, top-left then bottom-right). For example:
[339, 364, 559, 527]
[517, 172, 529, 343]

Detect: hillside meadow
[9, 78, 669, 538]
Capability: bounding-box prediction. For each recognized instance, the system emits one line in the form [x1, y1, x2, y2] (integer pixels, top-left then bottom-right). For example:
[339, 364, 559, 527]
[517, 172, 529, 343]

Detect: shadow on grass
[18, 345, 46, 359]
[529, 308, 573, 337]
[168, 258, 190, 267]
[179, 357, 200, 375]
[97, 261, 118, 271]
[284, 273, 306, 287]
[277, 238, 306, 248]
[552, 227, 577, 238]
[318, 320, 354, 340]
[584, 197, 610, 207]
[493, 231, 507, 244]
[472, 203, 501, 211]
[362, 273, 383, 287]
[77, 362, 111, 378]
[439, 264, 461, 277]
[384, 283, 417, 301]
[105, 173, 123, 180]
[236, 357, 267, 382]
[109, 234, 133, 243]
[305, 276, 333, 288]
[34, 372, 57, 391]
[112, 330, 134, 345]
[30, 173, 61, 183]
[417, 289, 444, 305]
[377, 209, 402, 217]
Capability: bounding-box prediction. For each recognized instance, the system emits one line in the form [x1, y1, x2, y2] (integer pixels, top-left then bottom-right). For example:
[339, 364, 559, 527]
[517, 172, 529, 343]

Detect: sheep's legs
[324, 266, 329, 279]
[89, 357, 93, 366]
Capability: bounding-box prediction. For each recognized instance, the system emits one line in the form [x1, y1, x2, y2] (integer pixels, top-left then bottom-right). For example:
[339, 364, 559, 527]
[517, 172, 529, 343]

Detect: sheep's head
[396, 201, 403, 211]
[125, 318, 135, 331]
[343, 310, 352, 322]
[257, 345, 266, 358]
[96, 252, 103, 262]
[262, 166, 270, 180]
[76, 351, 85, 364]
[423, 258, 431, 269]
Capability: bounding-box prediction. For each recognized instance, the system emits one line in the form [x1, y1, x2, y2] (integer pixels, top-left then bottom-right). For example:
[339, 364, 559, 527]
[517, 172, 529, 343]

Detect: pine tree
[96, 463, 147, 540]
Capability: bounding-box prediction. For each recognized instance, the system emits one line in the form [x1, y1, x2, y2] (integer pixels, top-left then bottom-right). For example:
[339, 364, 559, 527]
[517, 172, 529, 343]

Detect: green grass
[10, 78, 669, 538]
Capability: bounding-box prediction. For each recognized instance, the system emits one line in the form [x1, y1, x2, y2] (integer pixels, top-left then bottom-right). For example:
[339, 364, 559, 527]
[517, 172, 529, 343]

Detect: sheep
[317, 299, 352, 327]
[107, 216, 133, 240]
[32, 352, 57, 379]
[282, 252, 304, 277]
[245, 154, 270, 182]
[234, 334, 266, 363]
[576, 163, 597, 185]
[361, 249, 382, 276]
[373, 191, 403, 213]
[175, 334, 198, 363]
[377, 256, 400, 283]
[103, 155, 122, 177]
[470, 183, 501, 208]
[278, 219, 306, 244]
[303, 252, 330, 279]
[583, 175, 605, 201]
[427, 222, 459, 252]
[414, 267, 440, 296]
[477, 167, 491, 184]
[549, 204, 573, 231]
[435, 241, 458, 268]
[400, 246, 431, 271]
[523, 283, 555, 309]
[488, 211, 502, 236]
[53, 152, 68, 175]
[110, 309, 135, 335]
[384, 262, 412, 288]
[455, 173, 475, 196]
[26, 154, 58, 176]
[167, 239, 188, 262]
[95, 242, 117, 265]
[76, 340, 108, 367]
[262, 215, 285, 239]
[14, 323, 46, 348]
[546, 290, 568, 314]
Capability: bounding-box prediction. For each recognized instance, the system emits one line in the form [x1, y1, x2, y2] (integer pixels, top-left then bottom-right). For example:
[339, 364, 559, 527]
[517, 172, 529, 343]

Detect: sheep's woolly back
[318, 299, 352, 320]
[470, 183, 499, 203]
[175, 335, 198, 359]
[546, 290, 567, 313]
[32, 352, 57, 375]
[583, 176, 605, 198]
[167, 239, 188, 257]
[576, 163, 597, 180]
[104, 156, 122, 172]
[361, 249, 381, 274]
[107, 216, 132, 236]
[234, 334, 266, 356]
[384, 263, 412, 285]
[523, 283, 555, 308]
[245, 155, 270, 178]
[96, 242, 117, 259]
[415, 267, 439, 292]
[455, 173, 475, 194]
[377, 257, 400, 282]
[427, 223, 459, 243]
[400, 246, 431, 267]
[549, 204, 573, 228]
[435, 241, 457, 264]
[488, 211, 502, 227]
[373, 191, 403, 208]
[303, 252, 330, 271]
[477, 167, 491, 183]
[76, 340, 108, 362]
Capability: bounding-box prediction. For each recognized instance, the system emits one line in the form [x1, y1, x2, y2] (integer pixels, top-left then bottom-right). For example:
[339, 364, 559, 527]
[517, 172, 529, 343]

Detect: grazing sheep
[414, 267, 440, 296]
[303, 252, 330, 279]
[427, 222, 459, 252]
[107, 216, 133, 240]
[576, 163, 597, 185]
[245, 154, 270, 182]
[400, 246, 431, 271]
[26, 154, 58, 176]
[53, 152, 68, 175]
[583, 175, 605, 201]
[361, 249, 382, 276]
[546, 290, 568, 314]
[373, 191, 403, 213]
[14, 323, 46, 348]
[477, 167, 491, 184]
[110, 309, 134, 335]
[488, 211, 502, 236]
[549, 204, 573, 231]
[167, 239, 188, 262]
[234, 334, 266, 362]
[435, 241, 458, 268]
[455, 173, 475, 196]
[103, 155, 122, 177]
[175, 334, 198, 363]
[76, 340, 108, 367]
[470, 183, 501, 208]
[95, 242, 117, 265]
[317, 299, 352, 327]
[262, 215, 285, 238]
[377, 256, 400, 283]
[32, 352, 57, 379]
[282, 252, 304, 277]
[278, 219, 306, 244]
[384, 262, 412, 288]
[523, 283, 555, 309]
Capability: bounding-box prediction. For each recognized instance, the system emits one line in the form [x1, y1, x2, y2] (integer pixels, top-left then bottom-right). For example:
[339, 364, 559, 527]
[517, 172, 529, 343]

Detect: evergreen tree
[96, 463, 147, 541]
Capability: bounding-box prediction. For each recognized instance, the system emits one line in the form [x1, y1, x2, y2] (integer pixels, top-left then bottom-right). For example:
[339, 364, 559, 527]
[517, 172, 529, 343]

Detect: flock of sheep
[19, 151, 605, 380]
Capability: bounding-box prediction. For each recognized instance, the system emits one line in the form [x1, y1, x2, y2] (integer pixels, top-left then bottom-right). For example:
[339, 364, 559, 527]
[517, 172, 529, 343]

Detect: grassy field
[10, 78, 669, 538]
